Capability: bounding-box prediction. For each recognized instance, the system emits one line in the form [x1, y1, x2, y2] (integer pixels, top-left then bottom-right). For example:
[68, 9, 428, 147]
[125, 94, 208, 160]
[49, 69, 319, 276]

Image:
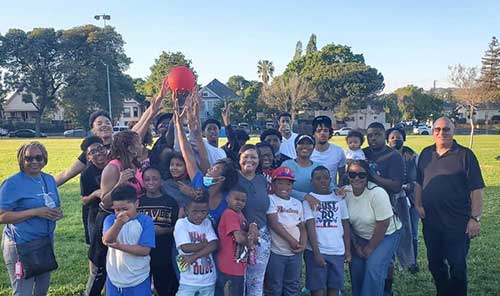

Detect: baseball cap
[271, 167, 296, 182]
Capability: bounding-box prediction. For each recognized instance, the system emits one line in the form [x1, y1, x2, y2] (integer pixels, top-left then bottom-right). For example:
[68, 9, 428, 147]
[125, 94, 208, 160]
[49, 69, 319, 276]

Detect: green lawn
[0, 135, 498, 295]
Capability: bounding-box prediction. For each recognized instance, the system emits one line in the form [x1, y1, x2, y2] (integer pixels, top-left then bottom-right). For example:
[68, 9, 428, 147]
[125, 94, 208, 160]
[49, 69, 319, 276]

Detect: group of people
[0, 85, 485, 296]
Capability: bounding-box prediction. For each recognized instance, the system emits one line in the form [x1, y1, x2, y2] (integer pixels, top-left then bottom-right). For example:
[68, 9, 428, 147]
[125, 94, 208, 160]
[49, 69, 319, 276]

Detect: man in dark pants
[415, 117, 484, 296]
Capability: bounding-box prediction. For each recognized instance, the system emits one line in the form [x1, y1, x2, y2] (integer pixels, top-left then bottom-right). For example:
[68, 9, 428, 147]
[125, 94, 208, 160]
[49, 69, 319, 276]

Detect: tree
[143, 51, 196, 102]
[479, 36, 500, 97]
[0, 28, 66, 135]
[284, 43, 383, 118]
[226, 75, 250, 95]
[261, 73, 316, 123]
[293, 41, 303, 60]
[449, 64, 482, 148]
[306, 34, 317, 55]
[393, 85, 443, 122]
[257, 60, 275, 86]
[373, 94, 401, 125]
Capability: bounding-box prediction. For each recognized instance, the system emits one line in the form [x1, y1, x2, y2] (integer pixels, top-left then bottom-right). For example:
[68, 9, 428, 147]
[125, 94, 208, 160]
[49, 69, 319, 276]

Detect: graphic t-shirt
[174, 217, 218, 286]
[217, 209, 248, 276]
[303, 192, 349, 255]
[103, 213, 155, 288]
[266, 194, 304, 256]
[138, 194, 179, 266]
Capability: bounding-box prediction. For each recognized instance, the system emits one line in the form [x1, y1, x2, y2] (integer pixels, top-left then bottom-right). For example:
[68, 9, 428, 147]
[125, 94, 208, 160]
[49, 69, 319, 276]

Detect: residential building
[199, 79, 239, 122]
[1, 90, 64, 122]
[114, 98, 145, 127]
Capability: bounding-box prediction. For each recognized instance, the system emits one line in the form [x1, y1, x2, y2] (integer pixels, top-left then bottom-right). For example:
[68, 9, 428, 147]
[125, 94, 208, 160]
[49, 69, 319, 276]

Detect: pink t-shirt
[108, 159, 144, 196]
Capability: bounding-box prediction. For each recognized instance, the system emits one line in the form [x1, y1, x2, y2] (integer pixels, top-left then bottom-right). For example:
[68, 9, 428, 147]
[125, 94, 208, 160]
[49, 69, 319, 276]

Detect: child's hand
[292, 242, 305, 254]
[116, 211, 130, 224]
[180, 254, 197, 268]
[118, 169, 136, 185]
[344, 251, 352, 263]
[313, 252, 327, 267]
[104, 241, 121, 250]
[287, 238, 300, 250]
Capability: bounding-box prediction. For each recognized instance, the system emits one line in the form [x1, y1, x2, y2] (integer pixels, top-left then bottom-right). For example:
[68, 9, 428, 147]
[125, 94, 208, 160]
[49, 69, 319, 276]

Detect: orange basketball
[165, 66, 196, 92]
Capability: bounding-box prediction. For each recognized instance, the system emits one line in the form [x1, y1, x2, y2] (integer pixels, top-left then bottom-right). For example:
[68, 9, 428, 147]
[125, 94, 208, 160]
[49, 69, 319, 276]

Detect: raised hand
[222, 101, 231, 126]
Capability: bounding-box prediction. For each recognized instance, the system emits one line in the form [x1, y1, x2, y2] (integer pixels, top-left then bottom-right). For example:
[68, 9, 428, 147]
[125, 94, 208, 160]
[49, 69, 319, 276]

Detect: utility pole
[94, 14, 113, 121]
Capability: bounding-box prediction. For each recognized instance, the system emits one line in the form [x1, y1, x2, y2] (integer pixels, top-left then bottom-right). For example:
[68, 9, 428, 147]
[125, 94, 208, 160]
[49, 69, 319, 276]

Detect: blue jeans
[265, 252, 302, 296]
[177, 284, 215, 296]
[409, 205, 419, 262]
[349, 230, 401, 296]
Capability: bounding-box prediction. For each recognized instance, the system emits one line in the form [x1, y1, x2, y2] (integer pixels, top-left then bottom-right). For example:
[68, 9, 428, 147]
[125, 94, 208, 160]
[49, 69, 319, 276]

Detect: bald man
[415, 117, 485, 296]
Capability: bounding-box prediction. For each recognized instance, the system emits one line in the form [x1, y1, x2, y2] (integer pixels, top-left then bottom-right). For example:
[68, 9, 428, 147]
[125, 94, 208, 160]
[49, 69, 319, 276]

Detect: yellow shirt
[345, 182, 401, 240]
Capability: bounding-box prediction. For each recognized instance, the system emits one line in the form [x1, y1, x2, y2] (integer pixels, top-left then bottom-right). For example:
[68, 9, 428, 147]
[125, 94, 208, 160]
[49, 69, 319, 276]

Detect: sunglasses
[25, 155, 44, 163]
[348, 171, 368, 179]
[433, 127, 451, 134]
[88, 145, 107, 155]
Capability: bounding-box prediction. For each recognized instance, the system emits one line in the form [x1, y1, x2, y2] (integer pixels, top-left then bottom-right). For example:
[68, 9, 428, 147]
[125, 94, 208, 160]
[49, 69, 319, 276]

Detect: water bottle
[43, 193, 56, 208]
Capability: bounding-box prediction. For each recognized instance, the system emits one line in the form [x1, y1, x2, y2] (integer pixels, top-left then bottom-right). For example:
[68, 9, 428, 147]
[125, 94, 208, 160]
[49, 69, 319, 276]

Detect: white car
[413, 124, 432, 135]
[333, 127, 352, 136]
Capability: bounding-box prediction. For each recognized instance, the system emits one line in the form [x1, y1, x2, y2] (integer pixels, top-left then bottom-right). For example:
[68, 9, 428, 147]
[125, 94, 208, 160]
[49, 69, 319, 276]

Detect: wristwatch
[470, 216, 481, 223]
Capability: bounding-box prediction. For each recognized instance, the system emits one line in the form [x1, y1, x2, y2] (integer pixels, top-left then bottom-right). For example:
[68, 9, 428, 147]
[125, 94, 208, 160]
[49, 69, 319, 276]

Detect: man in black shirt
[415, 117, 485, 296]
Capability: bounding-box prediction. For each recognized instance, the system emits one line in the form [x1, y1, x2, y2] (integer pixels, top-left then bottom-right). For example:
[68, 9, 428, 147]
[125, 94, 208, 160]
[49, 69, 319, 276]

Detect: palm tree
[257, 60, 275, 86]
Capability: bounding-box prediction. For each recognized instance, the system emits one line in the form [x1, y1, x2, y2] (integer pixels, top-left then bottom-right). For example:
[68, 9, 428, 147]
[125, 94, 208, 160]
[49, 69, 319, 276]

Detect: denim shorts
[305, 249, 345, 291]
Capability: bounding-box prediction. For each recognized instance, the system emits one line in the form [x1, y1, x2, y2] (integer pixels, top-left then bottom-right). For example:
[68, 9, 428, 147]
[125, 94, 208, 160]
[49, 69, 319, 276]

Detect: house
[114, 98, 145, 127]
[1, 90, 64, 122]
[455, 103, 500, 123]
[199, 79, 239, 122]
[313, 105, 389, 130]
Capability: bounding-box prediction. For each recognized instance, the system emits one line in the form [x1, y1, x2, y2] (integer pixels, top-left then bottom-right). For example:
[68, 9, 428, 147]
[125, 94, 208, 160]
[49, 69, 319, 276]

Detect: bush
[0, 120, 65, 133]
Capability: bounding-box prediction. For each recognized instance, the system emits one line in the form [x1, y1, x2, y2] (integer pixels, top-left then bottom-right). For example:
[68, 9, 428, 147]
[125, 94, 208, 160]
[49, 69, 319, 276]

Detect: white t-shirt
[345, 149, 366, 160]
[203, 139, 227, 166]
[103, 214, 155, 288]
[344, 183, 401, 240]
[303, 192, 349, 255]
[266, 194, 304, 256]
[174, 217, 218, 286]
[279, 132, 298, 159]
[311, 144, 346, 184]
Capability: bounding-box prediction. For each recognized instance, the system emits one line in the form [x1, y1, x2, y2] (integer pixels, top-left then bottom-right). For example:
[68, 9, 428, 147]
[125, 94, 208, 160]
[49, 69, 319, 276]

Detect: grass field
[0, 135, 499, 295]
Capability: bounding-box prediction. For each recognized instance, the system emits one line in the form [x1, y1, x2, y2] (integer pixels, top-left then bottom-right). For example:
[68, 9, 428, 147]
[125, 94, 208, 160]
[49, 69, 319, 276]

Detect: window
[359, 116, 363, 120]
[123, 107, 131, 118]
[203, 91, 209, 97]
[133, 107, 139, 117]
[374, 116, 377, 119]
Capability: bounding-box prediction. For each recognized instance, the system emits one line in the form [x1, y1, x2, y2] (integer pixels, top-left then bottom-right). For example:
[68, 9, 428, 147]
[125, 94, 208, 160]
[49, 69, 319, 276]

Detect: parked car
[63, 129, 87, 138]
[0, 128, 8, 137]
[333, 127, 352, 136]
[8, 129, 47, 138]
[238, 122, 250, 134]
[112, 126, 129, 135]
[413, 124, 432, 135]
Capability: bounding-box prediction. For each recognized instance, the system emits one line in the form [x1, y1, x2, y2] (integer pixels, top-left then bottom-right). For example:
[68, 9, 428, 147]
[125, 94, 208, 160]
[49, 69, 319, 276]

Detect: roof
[204, 79, 238, 100]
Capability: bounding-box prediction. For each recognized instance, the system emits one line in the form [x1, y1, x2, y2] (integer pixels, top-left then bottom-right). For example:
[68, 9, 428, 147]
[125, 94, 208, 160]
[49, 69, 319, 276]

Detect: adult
[56, 84, 167, 186]
[221, 103, 250, 162]
[363, 122, 404, 295]
[415, 117, 484, 296]
[174, 93, 238, 226]
[237, 144, 271, 296]
[278, 112, 298, 160]
[260, 128, 290, 167]
[386, 127, 419, 272]
[0, 142, 63, 295]
[86, 130, 146, 296]
[281, 134, 320, 206]
[310, 116, 346, 185]
[344, 160, 401, 296]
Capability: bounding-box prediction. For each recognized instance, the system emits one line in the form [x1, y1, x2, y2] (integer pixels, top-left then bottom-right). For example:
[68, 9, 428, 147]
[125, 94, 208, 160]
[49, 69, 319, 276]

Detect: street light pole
[94, 14, 113, 121]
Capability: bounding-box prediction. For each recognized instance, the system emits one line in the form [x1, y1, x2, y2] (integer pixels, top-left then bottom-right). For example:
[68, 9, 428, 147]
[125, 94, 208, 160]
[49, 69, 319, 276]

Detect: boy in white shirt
[303, 166, 351, 296]
[174, 196, 218, 296]
[102, 184, 156, 296]
[278, 112, 298, 159]
[266, 166, 307, 295]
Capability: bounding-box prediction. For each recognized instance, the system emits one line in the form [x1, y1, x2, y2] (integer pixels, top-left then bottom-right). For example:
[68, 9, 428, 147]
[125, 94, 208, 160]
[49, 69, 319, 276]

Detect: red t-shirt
[217, 209, 247, 276]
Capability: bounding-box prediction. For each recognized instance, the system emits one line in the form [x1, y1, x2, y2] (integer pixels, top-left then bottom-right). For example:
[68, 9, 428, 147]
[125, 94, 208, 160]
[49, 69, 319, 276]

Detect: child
[303, 166, 351, 296]
[174, 196, 218, 296]
[138, 167, 179, 295]
[345, 130, 366, 161]
[80, 136, 109, 296]
[216, 186, 257, 296]
[266, 166, 307, 295]
[102, 184, 156, 296]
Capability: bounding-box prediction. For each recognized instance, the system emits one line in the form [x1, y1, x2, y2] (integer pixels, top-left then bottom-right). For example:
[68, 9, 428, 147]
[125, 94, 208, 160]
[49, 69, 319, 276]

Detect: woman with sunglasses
[0, 142, 63, 295]
[344, 160, 401, 296]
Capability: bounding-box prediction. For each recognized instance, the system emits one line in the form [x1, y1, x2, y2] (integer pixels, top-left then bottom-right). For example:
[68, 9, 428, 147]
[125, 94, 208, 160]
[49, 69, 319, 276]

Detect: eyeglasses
[25, 155, 44, 163]
[88, 145, 107, 155]
[433, 127, 451, 134]
[348, 171, 368, 179]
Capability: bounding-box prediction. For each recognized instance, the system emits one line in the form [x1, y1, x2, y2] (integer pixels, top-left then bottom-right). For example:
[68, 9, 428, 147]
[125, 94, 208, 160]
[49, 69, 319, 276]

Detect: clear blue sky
[2, 0, 499, 92]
